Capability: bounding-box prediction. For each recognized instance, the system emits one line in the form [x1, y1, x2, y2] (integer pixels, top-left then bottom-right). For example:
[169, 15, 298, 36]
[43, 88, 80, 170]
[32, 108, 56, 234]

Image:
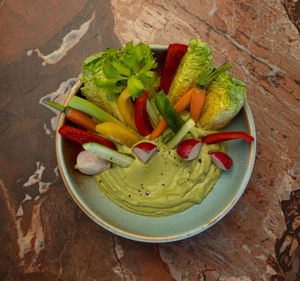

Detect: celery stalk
[43, 100, 65, 112]
[68, 96, 121, 124]
[146, 99, 160, 126]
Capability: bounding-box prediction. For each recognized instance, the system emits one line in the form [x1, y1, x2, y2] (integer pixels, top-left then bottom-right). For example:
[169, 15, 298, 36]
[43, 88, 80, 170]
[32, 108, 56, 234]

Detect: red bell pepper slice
[159, 43, 188, 94]
[58, 125, 117, 150]
[202, 132, 254, 144]
[135, 91, 153, 136]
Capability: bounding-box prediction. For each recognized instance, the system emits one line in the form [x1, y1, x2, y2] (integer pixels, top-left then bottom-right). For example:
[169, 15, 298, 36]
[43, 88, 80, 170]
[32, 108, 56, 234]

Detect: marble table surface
[0, 0, 299, 280]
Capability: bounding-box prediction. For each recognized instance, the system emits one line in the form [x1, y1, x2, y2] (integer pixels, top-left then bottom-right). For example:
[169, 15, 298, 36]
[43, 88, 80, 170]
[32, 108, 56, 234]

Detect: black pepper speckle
[145, 191, 149, 196]
[128, 194, 131, 197]
[198, 159, 202, 163]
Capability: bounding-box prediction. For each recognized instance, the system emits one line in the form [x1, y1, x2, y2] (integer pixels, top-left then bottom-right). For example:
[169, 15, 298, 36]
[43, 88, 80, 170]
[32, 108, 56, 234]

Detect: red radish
[209, 152, 233, 171]
[132, 142, 157, 163]
[75, 151, 111, 175]
[177, 139, 202, 161]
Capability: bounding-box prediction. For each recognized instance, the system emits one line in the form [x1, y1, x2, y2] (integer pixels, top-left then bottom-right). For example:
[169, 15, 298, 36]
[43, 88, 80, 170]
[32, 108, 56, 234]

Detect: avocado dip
[94, 127, 226, 217]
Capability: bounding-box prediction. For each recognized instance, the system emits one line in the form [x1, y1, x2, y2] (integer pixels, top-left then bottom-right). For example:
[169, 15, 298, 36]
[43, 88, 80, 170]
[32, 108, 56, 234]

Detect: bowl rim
[56, 44, 256, 243]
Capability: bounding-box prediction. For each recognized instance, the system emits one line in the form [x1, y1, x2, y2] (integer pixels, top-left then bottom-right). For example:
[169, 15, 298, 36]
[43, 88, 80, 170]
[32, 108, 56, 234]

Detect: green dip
[94, 127, 226, 217]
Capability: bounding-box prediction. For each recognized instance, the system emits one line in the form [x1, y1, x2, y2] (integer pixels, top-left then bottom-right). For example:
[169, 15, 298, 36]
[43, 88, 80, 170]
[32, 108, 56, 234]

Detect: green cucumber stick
[167, 118, 195, 149]
[68, 96, 121, 124]
[155, 91, 184, 132]
[83, 142, 133, 167]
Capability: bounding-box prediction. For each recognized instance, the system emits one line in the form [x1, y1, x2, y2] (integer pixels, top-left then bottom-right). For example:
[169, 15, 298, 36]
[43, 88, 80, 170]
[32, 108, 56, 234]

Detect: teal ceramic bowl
[56, 44, 256, 243]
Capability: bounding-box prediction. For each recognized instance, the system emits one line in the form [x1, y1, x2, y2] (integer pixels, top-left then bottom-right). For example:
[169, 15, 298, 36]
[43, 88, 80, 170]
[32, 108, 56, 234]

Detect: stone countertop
[0, 0, 299, 280]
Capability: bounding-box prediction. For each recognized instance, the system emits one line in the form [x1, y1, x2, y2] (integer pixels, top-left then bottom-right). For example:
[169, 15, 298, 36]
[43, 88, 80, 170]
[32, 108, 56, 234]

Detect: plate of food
[46, 39, 256, 242]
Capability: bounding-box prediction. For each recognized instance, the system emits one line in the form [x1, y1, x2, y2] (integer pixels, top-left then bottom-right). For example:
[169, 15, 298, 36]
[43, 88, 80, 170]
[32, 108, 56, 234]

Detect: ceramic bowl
[56, 44, 256, 243]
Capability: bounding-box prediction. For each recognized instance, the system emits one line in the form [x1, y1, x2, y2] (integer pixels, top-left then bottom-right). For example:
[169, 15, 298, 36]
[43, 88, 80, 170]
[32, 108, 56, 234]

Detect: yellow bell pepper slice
[95, 122, 141, 147]
[117, 88, 137, 130]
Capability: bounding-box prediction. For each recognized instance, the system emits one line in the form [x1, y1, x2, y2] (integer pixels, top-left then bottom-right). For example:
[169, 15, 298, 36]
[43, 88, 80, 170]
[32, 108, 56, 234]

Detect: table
[0, 0, 299, 280]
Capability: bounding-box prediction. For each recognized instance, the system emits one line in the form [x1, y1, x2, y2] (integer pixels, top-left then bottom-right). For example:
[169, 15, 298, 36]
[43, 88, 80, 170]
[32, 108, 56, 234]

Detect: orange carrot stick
[190, 88, 206, 123]
[150, 89, 193, 140]
[43, 100, 97, 132]
[173, 88, 194, 112]
[65, 107, 97, 132]
[150, 119, 168, 140]
[187, 62, 232, 123]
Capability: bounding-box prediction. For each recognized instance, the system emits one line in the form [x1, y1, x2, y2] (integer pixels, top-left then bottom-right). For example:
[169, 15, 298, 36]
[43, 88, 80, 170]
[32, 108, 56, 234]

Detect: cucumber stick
[69, 96, 121, 124]
[154, 91, 184, 132]
[83, 142, 133, 167]
[167, 118, 195, 149]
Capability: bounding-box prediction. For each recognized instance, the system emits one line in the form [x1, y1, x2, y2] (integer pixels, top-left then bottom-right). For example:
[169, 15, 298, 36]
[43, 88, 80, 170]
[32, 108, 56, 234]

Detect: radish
[209, 151, 233, 171]
[132, 142, 157, 163]
[75, 150, 111, 175]
[177, 139, 202, 161]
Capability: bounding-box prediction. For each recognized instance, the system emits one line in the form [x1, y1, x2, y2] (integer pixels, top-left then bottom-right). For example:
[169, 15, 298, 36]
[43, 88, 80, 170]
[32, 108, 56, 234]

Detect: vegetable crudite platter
[47, 39, 256, 242]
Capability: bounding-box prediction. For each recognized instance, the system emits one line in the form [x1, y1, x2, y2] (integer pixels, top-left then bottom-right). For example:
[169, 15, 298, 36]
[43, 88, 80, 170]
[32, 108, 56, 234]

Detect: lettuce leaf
[168, 39, 213, 104]
[80, 81, 124, 121]
[81, 52, 105, 83]
[81, 41, 158, 101]
[199, 73, 246, 130]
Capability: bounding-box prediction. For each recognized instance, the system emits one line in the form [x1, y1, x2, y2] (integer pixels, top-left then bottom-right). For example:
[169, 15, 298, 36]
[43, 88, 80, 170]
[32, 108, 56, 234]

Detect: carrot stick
[150, 89, 193, 140]
[43, 99, 97, 132]
[173, 88, 193, 112]
[150, 119, 168, 140]
[44, 99, 98, 132]
[65, 107, 97, 132]
[190, 88, 206, 123]
[188, 62, 232, 124]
